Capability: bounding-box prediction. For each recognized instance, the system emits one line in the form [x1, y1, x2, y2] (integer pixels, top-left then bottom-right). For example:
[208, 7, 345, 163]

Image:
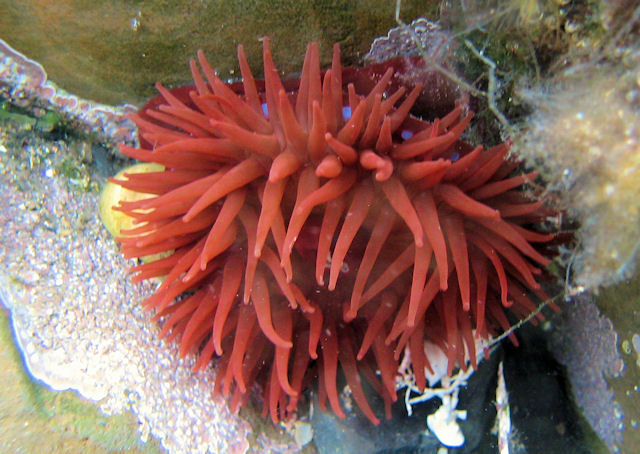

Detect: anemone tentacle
[112, 38, 555, 425]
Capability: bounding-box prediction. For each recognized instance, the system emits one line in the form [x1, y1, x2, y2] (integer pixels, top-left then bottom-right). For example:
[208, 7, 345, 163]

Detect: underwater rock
[0, 116, 280, 453]
[549, 296, 624, 453]
[0, 0, 432, 105]
[0, 305, 162, 453]
[0, 39, 137, 145]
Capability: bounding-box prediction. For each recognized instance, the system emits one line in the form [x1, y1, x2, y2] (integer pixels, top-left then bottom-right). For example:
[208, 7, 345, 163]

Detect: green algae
[0, 103, 104, 198]
[1, 101, 65, 134]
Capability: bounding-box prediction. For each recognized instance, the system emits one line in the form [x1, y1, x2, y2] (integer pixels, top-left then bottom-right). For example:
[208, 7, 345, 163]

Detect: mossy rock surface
[1, 0, 433, 106]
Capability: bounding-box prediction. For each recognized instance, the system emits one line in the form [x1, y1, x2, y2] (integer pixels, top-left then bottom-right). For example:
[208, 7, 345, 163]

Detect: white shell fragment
[426, 392, 467, 448]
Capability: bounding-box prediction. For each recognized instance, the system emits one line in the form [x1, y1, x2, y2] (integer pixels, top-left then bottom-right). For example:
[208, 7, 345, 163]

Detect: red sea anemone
[110, 38, 554, 425]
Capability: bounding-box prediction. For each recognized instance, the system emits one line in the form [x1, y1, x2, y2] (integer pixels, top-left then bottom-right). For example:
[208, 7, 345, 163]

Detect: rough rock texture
[549, 297, 625, 453]
[0, 117, 307, 453]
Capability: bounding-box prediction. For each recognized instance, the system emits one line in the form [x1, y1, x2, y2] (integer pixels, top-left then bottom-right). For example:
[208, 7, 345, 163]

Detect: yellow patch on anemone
[99, 162, 164, 237]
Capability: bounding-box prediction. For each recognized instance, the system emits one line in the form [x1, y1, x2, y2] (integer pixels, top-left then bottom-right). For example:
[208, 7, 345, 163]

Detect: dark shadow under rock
[311, 350, 500, 454]
[504, 324, 608, 454]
